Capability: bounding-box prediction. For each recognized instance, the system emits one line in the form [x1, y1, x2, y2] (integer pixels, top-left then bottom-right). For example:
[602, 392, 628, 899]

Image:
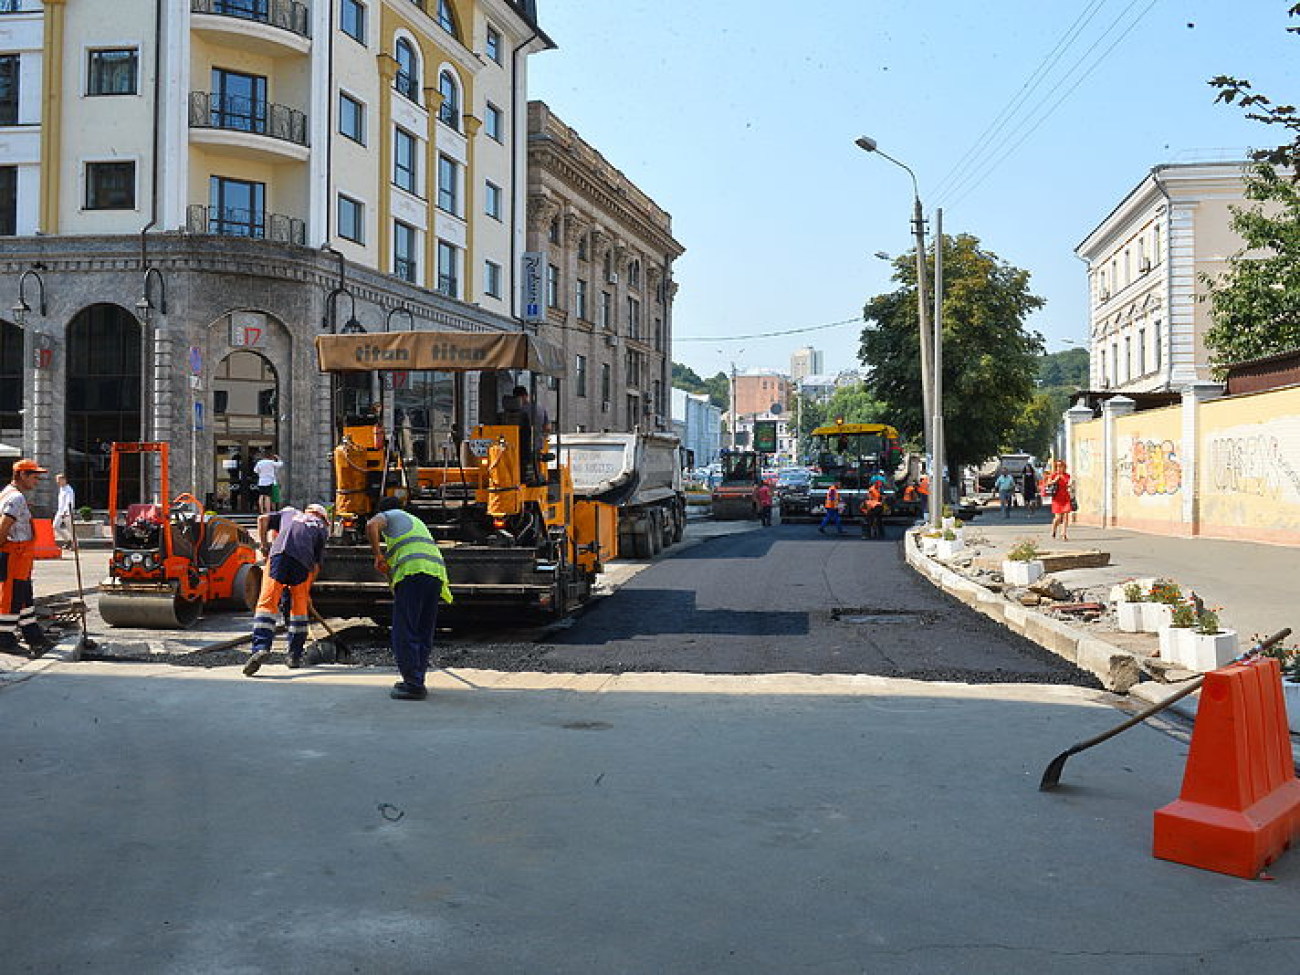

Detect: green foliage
[1038, 348, 1089, 388]
[76, 505, 93, 522]
[1200, 166, 1300, 373]
[790, 384, 885, 461]
[1196, 607, 1224, 636]
[1148, 578, 1183, 605]
[671, 362, 730, 411]
[1003, 392, 1059, 459]
[1171, 602, 1198, 628]
[1007, 538, 1040, 562]
[859, 233, 1046, 470]
[941, 528, 957, 541]
[1123, 581, 1145, 603]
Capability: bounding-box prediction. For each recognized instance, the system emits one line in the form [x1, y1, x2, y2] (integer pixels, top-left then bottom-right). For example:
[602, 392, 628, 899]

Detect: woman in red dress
[1044, 459, 1073, 541]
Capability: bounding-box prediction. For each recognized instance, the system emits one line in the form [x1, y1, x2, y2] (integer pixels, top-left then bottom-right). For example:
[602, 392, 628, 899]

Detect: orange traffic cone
[31, 518, 62, 560]
[1153, 657, 1300, 878]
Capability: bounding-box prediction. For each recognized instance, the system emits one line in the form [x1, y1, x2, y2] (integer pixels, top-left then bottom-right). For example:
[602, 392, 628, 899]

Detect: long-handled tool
[67, 523, 98, 662]
[1039, 627, 1292, 791]
[307, 600, 351, 664]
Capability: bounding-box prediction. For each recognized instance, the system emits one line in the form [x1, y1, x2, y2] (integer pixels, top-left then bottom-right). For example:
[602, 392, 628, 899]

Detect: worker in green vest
[366, 496, 453, 700]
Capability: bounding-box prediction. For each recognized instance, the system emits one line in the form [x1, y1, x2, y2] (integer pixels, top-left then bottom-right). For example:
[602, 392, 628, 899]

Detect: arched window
[438, 69, 459, 129]
[437, 0, 459, 39]
[395, 39, 419, 102]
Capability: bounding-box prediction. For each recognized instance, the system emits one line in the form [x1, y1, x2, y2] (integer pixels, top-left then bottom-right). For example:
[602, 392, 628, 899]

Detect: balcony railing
[0, 0, 36, 12]
[187, 204, 306, 245]
[394, 71, 421, 104]
[189, 91, 308, 147]
[191, 0, 311, 38]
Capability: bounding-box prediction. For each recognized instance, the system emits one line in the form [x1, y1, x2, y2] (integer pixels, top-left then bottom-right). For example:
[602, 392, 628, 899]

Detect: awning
[315, 331, 567, 378]
[0, 441, 20, 458]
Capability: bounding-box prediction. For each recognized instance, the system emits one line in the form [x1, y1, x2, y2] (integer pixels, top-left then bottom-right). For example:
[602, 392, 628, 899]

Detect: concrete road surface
[5, 662, 1300, 974]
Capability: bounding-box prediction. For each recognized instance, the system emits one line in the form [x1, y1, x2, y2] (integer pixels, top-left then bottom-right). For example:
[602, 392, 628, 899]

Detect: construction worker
[0, 459, 54, 656]
[818, 481, 844, 535]
[859, 480, 885, 538]
[366, 496, 453, 701]
[243, 503, 330, 675]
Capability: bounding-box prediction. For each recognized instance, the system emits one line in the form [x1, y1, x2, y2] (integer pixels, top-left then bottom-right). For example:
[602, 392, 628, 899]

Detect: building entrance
[211, 350, 278, 512]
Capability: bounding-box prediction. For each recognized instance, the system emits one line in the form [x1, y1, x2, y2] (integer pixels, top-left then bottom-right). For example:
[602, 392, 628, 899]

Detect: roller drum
[98, 590, 204, 629]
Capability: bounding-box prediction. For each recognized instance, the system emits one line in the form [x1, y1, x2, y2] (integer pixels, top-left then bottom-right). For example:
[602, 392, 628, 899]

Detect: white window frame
[337, 193, 364, 244]
[484, 259, 502, 299]
[338, 90, 365, 145]
[340, 0, 366, 44]
[484, 180, 502, 220]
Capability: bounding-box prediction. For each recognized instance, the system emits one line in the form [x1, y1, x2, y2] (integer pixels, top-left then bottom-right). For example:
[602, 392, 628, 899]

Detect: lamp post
[12, 268, 46, 326]
[855, 135, 939, 527]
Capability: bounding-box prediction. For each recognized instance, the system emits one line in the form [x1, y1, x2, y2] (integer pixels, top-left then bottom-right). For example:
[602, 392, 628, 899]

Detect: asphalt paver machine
[310, 331, 616, 625]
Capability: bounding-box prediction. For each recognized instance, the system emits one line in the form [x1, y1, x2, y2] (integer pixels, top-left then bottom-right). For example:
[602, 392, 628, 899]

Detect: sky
[527, 0, 1299, 382]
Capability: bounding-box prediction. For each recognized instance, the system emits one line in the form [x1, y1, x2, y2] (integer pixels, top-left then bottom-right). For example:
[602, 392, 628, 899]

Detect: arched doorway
[66, 304, 143, 508]
[212, 349, 279, 512]
[0, 320, 21, 448]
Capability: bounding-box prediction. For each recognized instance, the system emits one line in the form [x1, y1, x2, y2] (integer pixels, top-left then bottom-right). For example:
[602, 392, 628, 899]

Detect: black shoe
[818, 527, 825, 535]
[242, 649, 272, 677]
[390, 682, 428, 701]
[0, 635, 21, 655]
[26, 638, 55, 658]
[286, 652, 303, 670]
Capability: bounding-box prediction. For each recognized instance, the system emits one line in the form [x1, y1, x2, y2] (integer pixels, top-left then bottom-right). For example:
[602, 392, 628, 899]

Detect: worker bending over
[243, 503, 330, 676]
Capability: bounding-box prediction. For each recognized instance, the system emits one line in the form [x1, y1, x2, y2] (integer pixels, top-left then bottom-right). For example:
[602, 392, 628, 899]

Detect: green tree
[1003, 393, 1059, 459]
[1038, 348, 1089, 389]
[1200, 165, 1300, 373]
[1208, 3, 1300, 179]
[859, 232, 1045, 481]
[671, 362, 730, 410]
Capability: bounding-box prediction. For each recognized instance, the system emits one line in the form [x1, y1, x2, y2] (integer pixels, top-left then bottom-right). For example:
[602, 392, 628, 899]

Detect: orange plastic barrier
[1153, 657, 1300, 878]
[31, 518, 62, 560]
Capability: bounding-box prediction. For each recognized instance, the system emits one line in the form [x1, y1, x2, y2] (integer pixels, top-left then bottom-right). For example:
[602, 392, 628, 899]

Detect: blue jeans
[999, 492, 1013, 517]
[820, 506, 842, 532]
[391, 573, 443, 689]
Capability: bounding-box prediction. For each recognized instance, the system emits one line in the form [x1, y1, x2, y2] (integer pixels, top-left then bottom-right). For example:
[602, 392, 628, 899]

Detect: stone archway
[65, 304, 143, 508]
[211, 349, 279, 512]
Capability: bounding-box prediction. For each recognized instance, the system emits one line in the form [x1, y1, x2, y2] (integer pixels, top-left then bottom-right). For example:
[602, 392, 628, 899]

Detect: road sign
[754, 420, 778, 453]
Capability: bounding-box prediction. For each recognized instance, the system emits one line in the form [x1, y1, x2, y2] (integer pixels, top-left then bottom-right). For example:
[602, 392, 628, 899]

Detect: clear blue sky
[528, 1, 1298, 381]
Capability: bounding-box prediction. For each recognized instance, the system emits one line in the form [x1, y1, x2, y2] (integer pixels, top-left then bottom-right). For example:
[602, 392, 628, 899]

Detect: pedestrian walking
[755, 481, 773, 527]
[366, 496, 453, 701]
[1044, 459, 1073, 541]
[818, 482, 844, 535]
[253, 449, 283, 514]
[223, 447, 242, 511]
[53, 473, 76, 549]
[994, 471, 1016, 519]
[0, 459, 55, 657]
[1022, 464, 1039, 513]
[243, 503, 331, 675]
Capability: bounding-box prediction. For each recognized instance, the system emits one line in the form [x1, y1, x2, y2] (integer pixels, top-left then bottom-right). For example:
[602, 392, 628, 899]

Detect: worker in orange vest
[859, 481, 885, 538]
[918, 474, 930, 498]
[818, 482, 844, 535]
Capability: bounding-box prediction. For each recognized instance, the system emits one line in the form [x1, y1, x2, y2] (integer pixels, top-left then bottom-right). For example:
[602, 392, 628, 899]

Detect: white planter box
[1115, 600, 1144, 633]
[1181, 630, 1239, 672]
[934, 538, 964, 560]
[1141, 602, 1173, 633]
[921, 536, 940, 556]
[1158, 625, 1193, 664]
[1282, 681, 1300, 735]
[1002, 559, 1044, 586]
[942, 517, 957, 532]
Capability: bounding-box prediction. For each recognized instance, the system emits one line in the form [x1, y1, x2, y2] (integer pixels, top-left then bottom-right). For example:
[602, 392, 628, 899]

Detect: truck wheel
[648, 512, 663, 556]
[670, 504, 684, 544]
[631, 528, 653, 559]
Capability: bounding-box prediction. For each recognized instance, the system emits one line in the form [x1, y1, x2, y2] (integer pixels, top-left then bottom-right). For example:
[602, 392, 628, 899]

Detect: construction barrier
[31, 518, 61, 560]
[1153, 657, 1300, 878]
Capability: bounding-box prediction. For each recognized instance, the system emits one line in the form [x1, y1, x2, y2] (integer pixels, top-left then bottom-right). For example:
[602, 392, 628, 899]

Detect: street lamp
[855, 134, 940, 527]
[12, 268, 46, 327]
[135, 266, 167, 322]
[384, 305, 414, 333]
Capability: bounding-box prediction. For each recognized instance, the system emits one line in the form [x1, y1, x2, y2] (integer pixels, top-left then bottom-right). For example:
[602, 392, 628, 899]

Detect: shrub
[77, 505, 94, 522]
[1170, 602, 1198, 628]
[1148, 578, 1183, 606]
[942, 528, 957, 541]
[1007, 539, 1039, 562]
[1195, 608, 1223, 636]
[1122, 581, 1144, 603]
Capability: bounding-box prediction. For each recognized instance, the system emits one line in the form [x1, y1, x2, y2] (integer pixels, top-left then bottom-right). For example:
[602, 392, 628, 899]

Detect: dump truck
[309, 330, 617, 625]
[558, 431, 687, 558]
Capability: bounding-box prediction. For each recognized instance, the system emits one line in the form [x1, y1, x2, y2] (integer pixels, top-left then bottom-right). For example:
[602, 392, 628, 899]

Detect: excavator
[98, 442, 262, 628]
[310, 330, 617, 625]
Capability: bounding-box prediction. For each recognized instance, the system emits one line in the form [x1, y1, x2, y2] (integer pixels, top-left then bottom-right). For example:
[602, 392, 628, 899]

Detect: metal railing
[438, 101, 459, 131]
[394, 257, 417, 283]
[191, 0, 311, 38]
[188, 91, 308, 147]
[394, 71, 421, 104]
[0, 0, 35, 12]
[187, 204, 306, 245]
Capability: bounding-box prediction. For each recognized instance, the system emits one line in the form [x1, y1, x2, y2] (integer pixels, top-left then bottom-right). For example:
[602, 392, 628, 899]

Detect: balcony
[188, 91, 309, 163]
[0, 0, 39, 12]
[187, 204, 306, 246]
[192, 0, 311, 57]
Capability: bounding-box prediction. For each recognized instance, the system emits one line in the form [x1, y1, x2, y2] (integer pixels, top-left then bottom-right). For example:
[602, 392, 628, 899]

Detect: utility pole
[729, 361, 739, 450]
[932, 208, 945, 522]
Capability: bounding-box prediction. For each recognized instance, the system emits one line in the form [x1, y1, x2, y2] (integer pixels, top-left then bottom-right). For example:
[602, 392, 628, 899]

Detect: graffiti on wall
[1208, 434, 1300, 500]
[1125, 438, 1183, 496]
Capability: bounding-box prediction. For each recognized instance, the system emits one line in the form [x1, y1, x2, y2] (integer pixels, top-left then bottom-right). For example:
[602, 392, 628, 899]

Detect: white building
[789, 345, 822, 383]
[671, 387, 721, 467]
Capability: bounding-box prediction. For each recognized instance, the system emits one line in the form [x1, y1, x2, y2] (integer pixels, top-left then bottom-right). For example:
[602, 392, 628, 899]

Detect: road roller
[98, 442, 261, 628]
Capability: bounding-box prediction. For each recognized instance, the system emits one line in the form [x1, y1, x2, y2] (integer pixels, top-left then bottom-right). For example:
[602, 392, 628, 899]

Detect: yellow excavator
[310, 330, 617, 625]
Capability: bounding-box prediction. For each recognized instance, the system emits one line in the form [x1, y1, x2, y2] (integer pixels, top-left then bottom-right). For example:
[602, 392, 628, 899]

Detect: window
[628, 259, 641, 289]
[340, 0, 366, 42]
[86, 161, 136, 210]
[394, 220, 417, 282]
[394, 127, 418, 194]
[603, 250, 613, 282]
[0, 166, 16, 236]
[1138, 328, 1147, 376]
[0, 56, 16, 126]
[599, 291, 612, 329]
[484, 260, 502, 299]
[437, 0, 458, 37]
[1124, 336, 1131, 383]
[575, 279, 588, 321]
[210, 175, 264, 235]
[575, 354, 588, 398]
[546, 264, 559, 308]
[548, 219, 560, 245]
[653, 317, 662, 350]
[438, 70, 459, 129]
[1153, 320, 1162, 372]
[484, 102, 503, 141]
[485, 25, 502, 63]
[437, 154, 458, 214]
[577, 234, 589, 262]
[436, 240, 459, 297]
[211, 68, 267, 133]
[484, 180, 502, 220]
[601, 363, 611, 406]
[626, 296, 640, 339]
[338, 194, 364, 243]
[339, 92, 365, 144]
[394, 38, 419, 102]
[88, 49, 138, 96]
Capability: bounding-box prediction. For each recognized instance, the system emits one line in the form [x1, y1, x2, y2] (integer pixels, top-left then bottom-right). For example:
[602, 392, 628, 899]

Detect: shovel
[1039, 627, 1292, 791]
[306, 601, 351, 664]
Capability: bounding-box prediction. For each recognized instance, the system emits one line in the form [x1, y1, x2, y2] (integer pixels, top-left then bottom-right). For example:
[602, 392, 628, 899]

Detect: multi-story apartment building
[670, 387, 721, 468]
[0, 0, 551, 507]
[1075, 161, 1252, 394]
[524, 100, 683, 434]
[789, 346, 821, 383]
